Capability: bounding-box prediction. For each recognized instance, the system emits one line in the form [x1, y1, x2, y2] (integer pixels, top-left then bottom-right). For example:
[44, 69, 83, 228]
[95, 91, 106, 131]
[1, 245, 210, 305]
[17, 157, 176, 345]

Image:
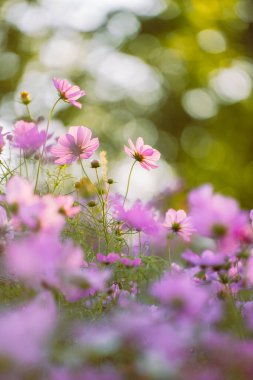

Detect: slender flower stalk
[26, 104, 33, 121]
[168, 236, 172, 268]
[95, 167, 109, 250]
[123, 160, 136, 206]
[138, 231, 142, 255]
[34, 98, 61, 192]
[80, 161, 109, 251]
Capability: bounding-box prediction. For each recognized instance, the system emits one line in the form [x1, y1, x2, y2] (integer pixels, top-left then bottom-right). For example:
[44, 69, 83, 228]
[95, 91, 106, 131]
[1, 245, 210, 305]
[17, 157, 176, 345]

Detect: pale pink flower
[53, 77, 85, 109]
[55, 195, 80, 217]
[164, 209, 195, 242]
[124, 137, 160, 170]
[5, 175, 35, 206]
[51, 126, 99, 165]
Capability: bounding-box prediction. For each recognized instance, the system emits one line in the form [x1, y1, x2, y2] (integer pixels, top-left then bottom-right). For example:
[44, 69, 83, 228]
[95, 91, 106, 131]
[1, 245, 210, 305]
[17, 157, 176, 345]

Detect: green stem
[26, 104, 33, 121]
[168, 238, 172, 268]
[138, 231, 142, 256]
[80, 160, 109, 251]
[95, 168, 109, 252]
[52, 166, 63, 194]
[226, 285, 245, 339]
[80, 160, 93, 184]
[34, 98, 61, 193]
[23, 153, 29, 179]
[123, 161, 136, 206]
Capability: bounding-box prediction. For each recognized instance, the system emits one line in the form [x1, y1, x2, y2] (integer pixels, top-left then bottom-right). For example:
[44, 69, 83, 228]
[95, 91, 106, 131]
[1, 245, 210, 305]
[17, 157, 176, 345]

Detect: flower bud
[20, 91, 31, 105]
[91, 160, 100, 169]
[107, 178, 114, 185]
[88, 201, 97, 208]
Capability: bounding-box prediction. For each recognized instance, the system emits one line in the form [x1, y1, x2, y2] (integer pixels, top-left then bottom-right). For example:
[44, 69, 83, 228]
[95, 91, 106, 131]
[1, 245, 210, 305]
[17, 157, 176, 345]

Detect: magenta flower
[97, 252, 121, 264]
[51, 126, 99, 165]
[120, 257, 142, 267]
[53, 77, 85, 109]
[113, 198, 163, 237]
[188, 184, 250, 252]
[164, 209, 195, 242]
[12, 120, 46, 156]
[124, 137, 160, 170]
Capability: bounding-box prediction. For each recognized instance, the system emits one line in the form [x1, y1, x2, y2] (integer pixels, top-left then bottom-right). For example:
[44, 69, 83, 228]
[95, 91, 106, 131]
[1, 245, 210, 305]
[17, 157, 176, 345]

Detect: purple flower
[120, 257, 142, 267]
[150, 272, 209, 320]
[12, 120, 46, 156]
[0, 292, 56, 365]
[113, 198, 163, 237]
[5, 232, 85, 292]
[189, 184, 250, 252]
[182, 250, 229, 269]
[97, 252, 121, 264]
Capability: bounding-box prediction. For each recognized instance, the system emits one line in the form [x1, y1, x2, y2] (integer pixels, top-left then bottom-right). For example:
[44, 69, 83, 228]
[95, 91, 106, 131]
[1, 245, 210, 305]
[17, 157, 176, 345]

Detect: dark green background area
[1, 0, 253, 207]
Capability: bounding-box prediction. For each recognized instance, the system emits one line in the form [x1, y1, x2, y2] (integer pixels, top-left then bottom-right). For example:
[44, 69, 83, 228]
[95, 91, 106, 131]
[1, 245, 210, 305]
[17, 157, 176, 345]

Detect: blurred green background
[0, 0, 253, 207]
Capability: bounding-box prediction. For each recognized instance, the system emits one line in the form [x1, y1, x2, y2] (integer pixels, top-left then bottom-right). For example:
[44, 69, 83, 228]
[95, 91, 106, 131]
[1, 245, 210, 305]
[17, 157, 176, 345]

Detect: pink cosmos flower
[55, 195, 80, 217]
[51, 126, 99, 165]
[53, 77, 85, 109]
[12, 120, 46, 156]
[164, 209, 195, 242]
[124, 137, 160, 170]
[4, 177, 78, 232]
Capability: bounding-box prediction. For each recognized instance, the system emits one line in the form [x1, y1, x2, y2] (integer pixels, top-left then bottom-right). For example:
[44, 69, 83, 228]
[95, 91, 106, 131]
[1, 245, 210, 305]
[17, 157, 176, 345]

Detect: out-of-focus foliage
[0, 0, 253, 207]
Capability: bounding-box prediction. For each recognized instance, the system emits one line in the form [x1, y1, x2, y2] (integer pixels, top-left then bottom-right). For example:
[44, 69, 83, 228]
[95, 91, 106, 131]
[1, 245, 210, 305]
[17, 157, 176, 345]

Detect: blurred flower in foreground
[53, 77, 85, 109]
[124, 137, 160, 170]
[0, 292, 56, 366]
[51, 126, 99, 165]
[188, 184, 250, 252]
[164, 209, 195, 242]
[250, 210, 253, 226]
[12, 120, 46, 157]
[113, 198, 164, 238]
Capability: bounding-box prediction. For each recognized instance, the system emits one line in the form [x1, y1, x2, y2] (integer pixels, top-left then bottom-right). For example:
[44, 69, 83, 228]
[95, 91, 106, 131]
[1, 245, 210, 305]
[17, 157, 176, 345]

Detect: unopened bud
[88, 201, 97, 208]
[91, 159, 100, 169]
[20, 91, 31, 105]
[107, 178, 114, 185]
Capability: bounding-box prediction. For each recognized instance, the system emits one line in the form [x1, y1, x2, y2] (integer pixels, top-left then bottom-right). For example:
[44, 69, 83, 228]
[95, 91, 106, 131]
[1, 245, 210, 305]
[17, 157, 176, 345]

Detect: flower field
[0, 79, 252, 380]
